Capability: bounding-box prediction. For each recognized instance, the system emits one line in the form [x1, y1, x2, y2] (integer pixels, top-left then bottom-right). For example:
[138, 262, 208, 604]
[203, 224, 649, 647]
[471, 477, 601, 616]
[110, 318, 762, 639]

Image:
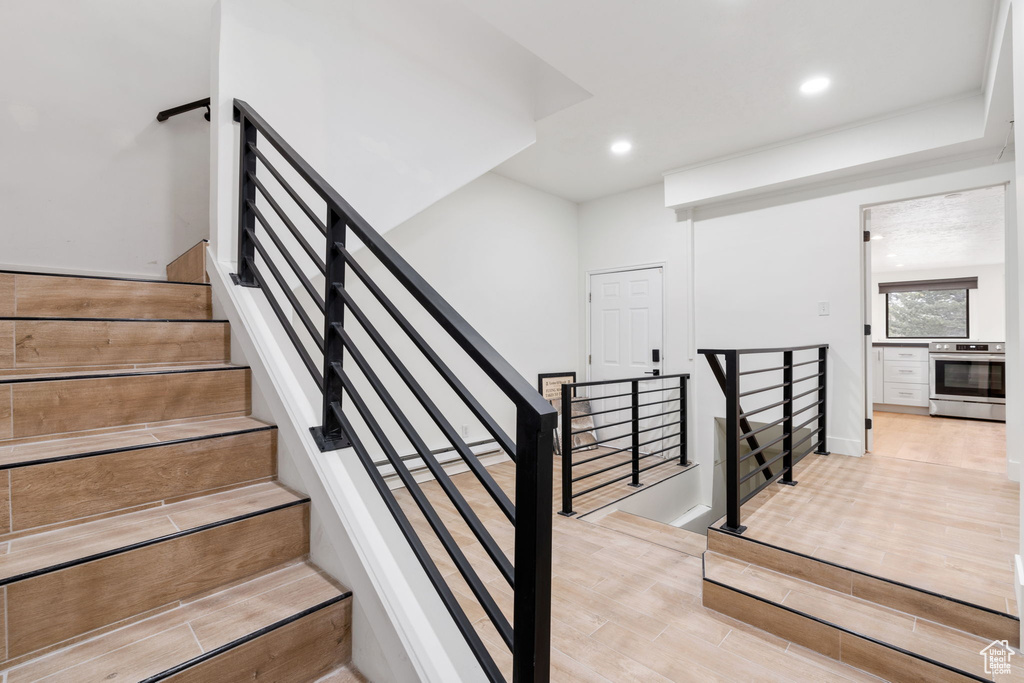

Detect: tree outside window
[886, 288, 968, 339]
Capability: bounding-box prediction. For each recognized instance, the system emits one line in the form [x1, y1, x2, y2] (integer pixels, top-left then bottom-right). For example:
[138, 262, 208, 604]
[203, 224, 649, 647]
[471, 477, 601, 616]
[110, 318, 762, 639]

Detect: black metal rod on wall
[156, 97, 211, 122]
[560, 388, 574, 516]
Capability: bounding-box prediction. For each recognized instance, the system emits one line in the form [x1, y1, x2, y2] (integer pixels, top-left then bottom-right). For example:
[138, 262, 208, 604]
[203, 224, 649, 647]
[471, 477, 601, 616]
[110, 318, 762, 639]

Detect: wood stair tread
[0, 362, 245, 384]
[587, 510, 707, 556]
[704, 550, 1021, 681]
[0, 415, 273, 469]
[315, 664, 370, 682]
[2, 560, 349, 682]
[0, 482, 306, 584]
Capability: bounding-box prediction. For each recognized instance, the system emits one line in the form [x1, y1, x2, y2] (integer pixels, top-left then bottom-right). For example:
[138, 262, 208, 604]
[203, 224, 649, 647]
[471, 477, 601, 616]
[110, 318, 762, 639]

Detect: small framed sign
[538, 372, 576, 406]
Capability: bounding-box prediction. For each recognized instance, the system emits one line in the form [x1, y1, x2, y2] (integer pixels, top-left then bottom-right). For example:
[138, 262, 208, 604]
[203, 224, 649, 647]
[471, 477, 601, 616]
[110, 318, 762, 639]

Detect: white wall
[689, 160, 1013, 483]
[577, 183, 692, 379]
[0, 0, 213, 279]
[870, 263, 1007, 342]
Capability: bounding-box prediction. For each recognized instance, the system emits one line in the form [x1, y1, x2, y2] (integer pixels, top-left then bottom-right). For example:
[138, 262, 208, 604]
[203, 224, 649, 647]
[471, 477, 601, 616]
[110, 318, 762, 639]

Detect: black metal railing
[558, 373, 689, 517]
[156, 97, 211, 122]
[699, 345, 828, 534]
[230, 99, 556, 682]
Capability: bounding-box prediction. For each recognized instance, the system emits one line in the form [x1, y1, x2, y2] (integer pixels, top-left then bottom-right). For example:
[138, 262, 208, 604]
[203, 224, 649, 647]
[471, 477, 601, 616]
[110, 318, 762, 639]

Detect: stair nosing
[0, 365, 250, 385]
[0, 268, 211, 287]
[0, 496, 310, 587]
[0, 424, 277, 471]
[708, 525, 1020, 621]
[703, 575, 990, 683]
[0, 316, 227, 323]
[138, 591, 351, 683]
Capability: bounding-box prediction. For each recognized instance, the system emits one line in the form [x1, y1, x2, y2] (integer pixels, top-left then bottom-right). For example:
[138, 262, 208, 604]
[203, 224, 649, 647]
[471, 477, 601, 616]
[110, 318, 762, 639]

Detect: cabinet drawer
[884, 361, 928, 385]
[883, 346, 928, 362]
[884, 383, 929, 407]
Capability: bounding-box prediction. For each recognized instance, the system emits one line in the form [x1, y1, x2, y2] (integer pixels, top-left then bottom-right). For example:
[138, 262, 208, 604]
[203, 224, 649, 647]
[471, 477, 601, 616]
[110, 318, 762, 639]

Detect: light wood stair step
[0, 318, 230, 374]
[2, 560, 351, 682]
[0, 270, 212, 320]
[585, 509, 707, 557]
[0, 482, 310, 664]
[0, 416, 276, 536]
[314, 664, 370, 682]
[166, 240, 209, 285]
[0, 365, 251, 443]
[703, 550, 1019, 682]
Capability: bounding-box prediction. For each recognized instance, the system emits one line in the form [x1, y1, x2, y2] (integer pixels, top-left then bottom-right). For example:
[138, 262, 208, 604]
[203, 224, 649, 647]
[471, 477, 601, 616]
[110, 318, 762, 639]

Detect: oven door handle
[930, 354, 1005, 362]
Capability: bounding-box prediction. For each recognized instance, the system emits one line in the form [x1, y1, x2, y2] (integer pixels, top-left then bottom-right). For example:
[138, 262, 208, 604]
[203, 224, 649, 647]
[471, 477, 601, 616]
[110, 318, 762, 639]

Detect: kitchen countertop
[872, 341, 930, 348]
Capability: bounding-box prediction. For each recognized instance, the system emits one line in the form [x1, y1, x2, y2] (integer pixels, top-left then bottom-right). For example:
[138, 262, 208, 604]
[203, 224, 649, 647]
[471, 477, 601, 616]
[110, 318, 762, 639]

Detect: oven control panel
[929, 342, 1005, 353]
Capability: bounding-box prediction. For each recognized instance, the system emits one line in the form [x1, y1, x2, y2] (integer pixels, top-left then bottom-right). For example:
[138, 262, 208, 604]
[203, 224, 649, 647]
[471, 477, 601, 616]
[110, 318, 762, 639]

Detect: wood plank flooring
[872, 411, 1007, 473]
[394, 459, 883, 682]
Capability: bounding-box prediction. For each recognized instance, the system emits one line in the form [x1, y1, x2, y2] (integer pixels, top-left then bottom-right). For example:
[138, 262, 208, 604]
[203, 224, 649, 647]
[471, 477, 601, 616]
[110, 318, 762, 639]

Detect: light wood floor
[740, 450, 1020, 615]
[395, 459, 883, 681]
[871, 411, 1007, 473]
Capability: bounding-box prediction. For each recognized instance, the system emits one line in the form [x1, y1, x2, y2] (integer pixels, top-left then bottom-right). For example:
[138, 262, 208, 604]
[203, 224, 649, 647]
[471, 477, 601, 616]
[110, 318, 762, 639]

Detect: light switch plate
[817, 302, 830, 316]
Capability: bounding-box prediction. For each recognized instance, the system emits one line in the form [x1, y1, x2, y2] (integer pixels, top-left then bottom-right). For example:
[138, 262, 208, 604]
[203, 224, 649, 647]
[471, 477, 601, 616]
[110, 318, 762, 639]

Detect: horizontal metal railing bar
[247, 261, 323, 390]
[739, 398, 787, 420]
[699, 344, 829, 355]
[740, 448, 789, 484]
[334, 249, 518, 461]
[248, 202, 325, 311]
[793, 411, 822, 435]
[331, 370, 515, 648]
[570, 452, 677, 498]
[373, 438, 496, 467]
[635, 419, 682, 437]
[329, 329, 515, 585]
[570, 443, 632, 465]
[738, 415, 787, 442]
[791, 358, 822, 369]
[334, 293, 516, 524]
[789, 423, 823, 454]
[571, 423, 681, 452]
[791, 385, 820, 403]
[246, 230, 324, 351]
[791, 371, 824, 385]
[644, 442, 683, 458]
[791, 399, 824, 420]
[249, 143, 328, 236]
[793, 438, 821, 465]
[571, 391, 632, 403]
[332, 408, 504, 681]
[236, 99, 556, 422]
[563, 373, 690, 390]
[740, 431, 787, 462]
[739, 381, 789, 398]
[578, 397, 679, 421]
[738, 365, 788, 377]
[740, 467, 788, 504]
[569, 436, 679, 483]
[249, 174, 326, 274]
[570, 407, 678, 435]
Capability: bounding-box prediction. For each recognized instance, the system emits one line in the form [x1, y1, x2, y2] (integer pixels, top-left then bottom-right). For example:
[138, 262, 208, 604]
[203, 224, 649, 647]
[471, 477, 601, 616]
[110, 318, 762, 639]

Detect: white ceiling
[462, 0, 999, 202]
[868, 185, 1005, 273]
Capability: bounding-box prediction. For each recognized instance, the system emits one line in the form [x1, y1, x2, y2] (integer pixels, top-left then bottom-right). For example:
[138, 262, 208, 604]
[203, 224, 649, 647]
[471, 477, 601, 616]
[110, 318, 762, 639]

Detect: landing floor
[872, 411, 1007, 473]
[396, 459, 882, 681]
[739, 448, 1019, 615]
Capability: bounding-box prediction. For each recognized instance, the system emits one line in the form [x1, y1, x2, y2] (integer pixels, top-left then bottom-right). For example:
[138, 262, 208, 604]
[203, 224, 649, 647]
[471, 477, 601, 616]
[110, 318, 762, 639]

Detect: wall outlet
[817, 301, 830, 316]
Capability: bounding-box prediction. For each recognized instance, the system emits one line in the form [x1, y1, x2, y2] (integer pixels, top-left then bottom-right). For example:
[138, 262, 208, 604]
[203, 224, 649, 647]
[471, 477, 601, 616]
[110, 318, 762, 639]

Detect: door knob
[644, 369, 661, 376]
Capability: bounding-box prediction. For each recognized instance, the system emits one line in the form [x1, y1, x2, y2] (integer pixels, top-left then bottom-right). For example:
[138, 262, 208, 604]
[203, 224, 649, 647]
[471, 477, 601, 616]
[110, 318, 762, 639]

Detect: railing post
[722, 350, 746, 533]
[310, 207, 352, 451]
[629, 379, 641, 487]
[558, 386, 575, 516]
[233, 115, 258, 288]
[814, 345, 830, 455]
[679, 375, 689, 466]
[781, 351, 796, 486]
[513, 409, 553, 683]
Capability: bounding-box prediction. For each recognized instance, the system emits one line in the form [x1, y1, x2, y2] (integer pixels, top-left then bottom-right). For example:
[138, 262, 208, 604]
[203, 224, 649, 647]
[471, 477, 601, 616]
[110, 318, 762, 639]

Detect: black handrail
[699, 345, 829, 533]
[156, 97, 211, 122]
[558, 373, 689, 516]
[230, 99, 554, 682]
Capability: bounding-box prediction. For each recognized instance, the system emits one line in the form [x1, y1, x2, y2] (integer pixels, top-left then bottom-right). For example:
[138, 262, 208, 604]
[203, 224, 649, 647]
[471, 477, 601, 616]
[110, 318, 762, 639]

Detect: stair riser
[703, 580, 977, 683]
[0, 430, 276, 535]
[0, 272, 211, 320]
[0, 320, 229, 372]
[2, 502, 310, 663]
[0, 369, 251, 441]
[708, 527, 1019, 646]
[161, 598, 352, 683]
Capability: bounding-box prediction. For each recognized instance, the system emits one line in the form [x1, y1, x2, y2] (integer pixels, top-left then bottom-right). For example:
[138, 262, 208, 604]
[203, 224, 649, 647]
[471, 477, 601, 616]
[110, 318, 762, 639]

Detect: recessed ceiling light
[896, 264, 905, 267]
[800, 76, 831, 95]
[610, 140, 633, 155]
[887, 253, 897, 258]
[871, 235, 884, 240]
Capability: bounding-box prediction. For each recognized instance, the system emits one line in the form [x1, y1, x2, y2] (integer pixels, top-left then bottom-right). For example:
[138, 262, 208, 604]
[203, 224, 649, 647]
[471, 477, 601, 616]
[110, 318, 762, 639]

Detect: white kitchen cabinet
[875, 345, 929, 408]
[872, 348, 884, 404]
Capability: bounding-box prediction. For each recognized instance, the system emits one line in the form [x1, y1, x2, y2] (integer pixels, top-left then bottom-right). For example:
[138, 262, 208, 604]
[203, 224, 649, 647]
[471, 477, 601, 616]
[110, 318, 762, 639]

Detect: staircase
[0, 263, 362, 681]
[703, 519, 1021, 682]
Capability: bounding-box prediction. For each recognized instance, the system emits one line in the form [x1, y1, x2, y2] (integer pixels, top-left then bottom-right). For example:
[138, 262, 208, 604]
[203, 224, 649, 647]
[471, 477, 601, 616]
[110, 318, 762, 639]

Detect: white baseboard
[826, 436, 863, 457]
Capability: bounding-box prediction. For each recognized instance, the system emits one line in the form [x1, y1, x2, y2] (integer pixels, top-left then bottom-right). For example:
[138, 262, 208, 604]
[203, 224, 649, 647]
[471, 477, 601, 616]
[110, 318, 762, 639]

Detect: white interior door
[589, 267, 665, 449]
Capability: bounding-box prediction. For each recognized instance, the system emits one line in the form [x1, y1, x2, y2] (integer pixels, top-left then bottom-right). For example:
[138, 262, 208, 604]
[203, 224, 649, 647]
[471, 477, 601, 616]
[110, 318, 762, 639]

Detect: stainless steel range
[929, 342, 1005, 421]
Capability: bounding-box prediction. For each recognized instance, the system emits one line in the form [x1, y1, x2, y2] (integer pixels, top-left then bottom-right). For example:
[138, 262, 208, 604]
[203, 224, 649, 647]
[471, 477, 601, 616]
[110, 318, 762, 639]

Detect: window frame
[884, 288, 970, 340]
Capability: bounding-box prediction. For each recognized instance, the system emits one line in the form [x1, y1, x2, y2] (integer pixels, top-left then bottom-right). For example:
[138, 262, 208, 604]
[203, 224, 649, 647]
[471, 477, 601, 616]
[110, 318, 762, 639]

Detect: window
[886, 289, 968, 338]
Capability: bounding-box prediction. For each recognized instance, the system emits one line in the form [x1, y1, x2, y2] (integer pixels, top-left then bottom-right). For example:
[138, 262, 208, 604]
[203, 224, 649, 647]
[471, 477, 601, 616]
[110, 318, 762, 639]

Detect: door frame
[585, 262, 667, 382]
